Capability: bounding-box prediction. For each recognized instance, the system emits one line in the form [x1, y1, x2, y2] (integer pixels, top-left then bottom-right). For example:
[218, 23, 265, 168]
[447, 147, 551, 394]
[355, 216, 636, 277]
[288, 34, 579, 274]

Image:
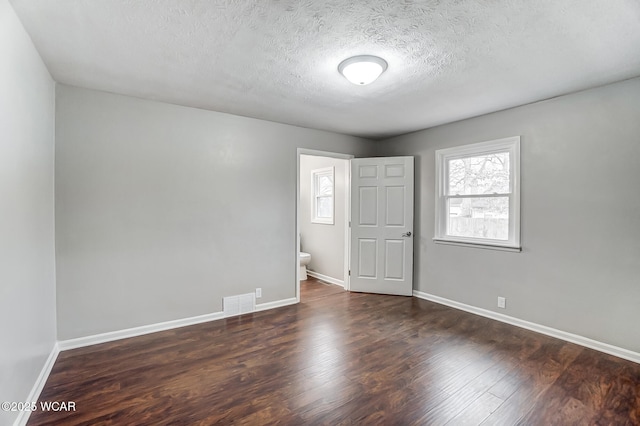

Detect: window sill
[433, 238, 521, 253]
[311, 220, 334, 225]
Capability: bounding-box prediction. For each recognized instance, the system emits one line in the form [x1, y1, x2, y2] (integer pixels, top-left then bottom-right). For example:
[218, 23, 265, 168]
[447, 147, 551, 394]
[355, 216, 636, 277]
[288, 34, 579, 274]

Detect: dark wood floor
[29, 277, 640, 425]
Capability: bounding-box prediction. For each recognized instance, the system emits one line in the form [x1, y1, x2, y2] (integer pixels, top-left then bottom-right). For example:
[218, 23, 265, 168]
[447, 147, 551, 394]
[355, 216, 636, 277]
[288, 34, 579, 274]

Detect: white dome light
[338, 55, 388, 85]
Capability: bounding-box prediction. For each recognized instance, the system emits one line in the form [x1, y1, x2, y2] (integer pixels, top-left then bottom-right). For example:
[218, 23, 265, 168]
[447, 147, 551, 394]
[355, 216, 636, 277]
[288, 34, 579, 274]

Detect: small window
[311, 167, 334, 224]
[434, 136, 521, 250]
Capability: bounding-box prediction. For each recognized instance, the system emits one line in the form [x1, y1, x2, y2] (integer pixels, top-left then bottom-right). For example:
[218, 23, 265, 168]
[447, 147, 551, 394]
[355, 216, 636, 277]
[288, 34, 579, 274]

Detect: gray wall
[0, 0, 57, 424]
[299, 155, 348, 282]
[55, 85, 372, 340]
[376, 77, 640, 353]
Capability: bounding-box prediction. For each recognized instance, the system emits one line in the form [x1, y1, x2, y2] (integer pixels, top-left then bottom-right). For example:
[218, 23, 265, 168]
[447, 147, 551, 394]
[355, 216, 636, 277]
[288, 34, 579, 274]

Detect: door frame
[296, 149, 353, 302]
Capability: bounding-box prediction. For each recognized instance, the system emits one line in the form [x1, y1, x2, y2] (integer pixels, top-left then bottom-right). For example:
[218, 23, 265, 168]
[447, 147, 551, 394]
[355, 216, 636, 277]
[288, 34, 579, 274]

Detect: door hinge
[348, 270, 351, 276]
[349, 221, 351, 227]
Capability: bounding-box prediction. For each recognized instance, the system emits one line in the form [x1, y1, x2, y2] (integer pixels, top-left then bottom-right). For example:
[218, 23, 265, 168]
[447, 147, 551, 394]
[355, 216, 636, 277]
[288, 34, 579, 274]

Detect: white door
[349, 157, 414, 296]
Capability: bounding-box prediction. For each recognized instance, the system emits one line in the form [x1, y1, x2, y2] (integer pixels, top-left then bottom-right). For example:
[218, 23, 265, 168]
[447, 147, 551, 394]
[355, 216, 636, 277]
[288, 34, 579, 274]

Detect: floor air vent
[223, 293, 256, 317]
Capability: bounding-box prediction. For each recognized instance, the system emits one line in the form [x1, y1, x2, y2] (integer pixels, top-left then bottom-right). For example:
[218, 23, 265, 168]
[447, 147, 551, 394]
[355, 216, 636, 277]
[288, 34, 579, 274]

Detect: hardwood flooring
[29, 277, 640, 425]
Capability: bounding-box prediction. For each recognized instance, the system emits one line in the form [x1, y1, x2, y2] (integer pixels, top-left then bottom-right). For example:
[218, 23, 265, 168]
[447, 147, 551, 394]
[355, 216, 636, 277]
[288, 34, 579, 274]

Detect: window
[311, 167, 334, 224]
[434, 136, 521, 250]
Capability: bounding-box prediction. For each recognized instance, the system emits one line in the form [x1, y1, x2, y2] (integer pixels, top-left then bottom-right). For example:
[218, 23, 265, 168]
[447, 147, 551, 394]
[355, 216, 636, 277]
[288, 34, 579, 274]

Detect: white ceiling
[9, 0, 640, 139]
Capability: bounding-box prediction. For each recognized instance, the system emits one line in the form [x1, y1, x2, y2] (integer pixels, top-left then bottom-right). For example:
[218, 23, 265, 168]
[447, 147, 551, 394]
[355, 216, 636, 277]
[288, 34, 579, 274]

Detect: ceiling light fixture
[338, 55, 388, 86]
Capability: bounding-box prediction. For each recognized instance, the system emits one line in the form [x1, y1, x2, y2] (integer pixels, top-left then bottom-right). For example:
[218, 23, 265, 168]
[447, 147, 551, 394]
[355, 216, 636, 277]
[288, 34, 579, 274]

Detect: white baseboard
[255, 297, 298, 312]
[14, 343, 60, 426]
[307, 271, 344, 287]
[58, 296, 301, 351]
[413, 290, 640, 365]
[58, 311, 225, 350]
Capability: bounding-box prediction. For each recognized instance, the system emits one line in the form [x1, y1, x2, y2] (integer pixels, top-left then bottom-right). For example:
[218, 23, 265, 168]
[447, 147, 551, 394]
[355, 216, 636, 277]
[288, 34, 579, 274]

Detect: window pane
[448, 152, 510, 195]
[318, 175, 333, 196]
[448, 197, 509, 240]
[317, 196, 333, 218]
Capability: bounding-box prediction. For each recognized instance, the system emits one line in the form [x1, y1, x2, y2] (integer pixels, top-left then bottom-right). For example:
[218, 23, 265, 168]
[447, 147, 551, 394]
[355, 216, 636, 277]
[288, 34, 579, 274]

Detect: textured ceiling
[9, 0, 640, 139]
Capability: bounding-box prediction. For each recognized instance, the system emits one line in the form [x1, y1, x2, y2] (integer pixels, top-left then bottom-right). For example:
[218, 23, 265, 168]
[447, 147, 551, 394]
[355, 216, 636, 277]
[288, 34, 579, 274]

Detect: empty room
[2, 0, 639, 424]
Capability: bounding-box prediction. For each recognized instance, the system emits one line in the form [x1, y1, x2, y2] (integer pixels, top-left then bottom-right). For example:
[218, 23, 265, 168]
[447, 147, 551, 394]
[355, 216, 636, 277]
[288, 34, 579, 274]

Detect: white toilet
[299, 237, 311, 280]
[299, 252, 311, 280]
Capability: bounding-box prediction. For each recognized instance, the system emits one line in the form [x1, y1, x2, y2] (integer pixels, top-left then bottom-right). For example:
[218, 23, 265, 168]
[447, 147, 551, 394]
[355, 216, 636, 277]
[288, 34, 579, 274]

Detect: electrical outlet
[497, 296, 506, 309]
[255, 288, 262, 299]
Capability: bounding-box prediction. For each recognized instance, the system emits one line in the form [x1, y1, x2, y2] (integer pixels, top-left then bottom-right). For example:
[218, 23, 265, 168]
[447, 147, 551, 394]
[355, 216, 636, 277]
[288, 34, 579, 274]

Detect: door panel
[359, 187, 378, 226]
[385, 186, 405, 226]
[359, 165, 378, 178]
[350, 157, 414, 296]
[358, 239, 377, 278]
[384, 240, 405, 280]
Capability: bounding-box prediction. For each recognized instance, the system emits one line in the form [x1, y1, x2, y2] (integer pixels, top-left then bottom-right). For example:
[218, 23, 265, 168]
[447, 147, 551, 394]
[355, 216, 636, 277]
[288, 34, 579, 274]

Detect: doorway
[296, 149, 352, 301]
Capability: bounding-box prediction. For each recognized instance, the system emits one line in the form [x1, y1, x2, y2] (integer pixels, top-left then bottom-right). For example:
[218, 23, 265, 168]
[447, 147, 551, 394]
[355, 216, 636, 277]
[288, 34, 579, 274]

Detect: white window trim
[311, 166, 335, 225]
[434, 136, 521, 251]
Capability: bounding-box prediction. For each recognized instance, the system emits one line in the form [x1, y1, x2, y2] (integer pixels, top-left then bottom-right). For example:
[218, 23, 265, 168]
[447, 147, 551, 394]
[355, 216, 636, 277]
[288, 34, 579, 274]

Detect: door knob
[402, 231, 412, 237]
